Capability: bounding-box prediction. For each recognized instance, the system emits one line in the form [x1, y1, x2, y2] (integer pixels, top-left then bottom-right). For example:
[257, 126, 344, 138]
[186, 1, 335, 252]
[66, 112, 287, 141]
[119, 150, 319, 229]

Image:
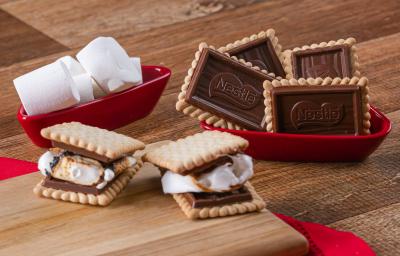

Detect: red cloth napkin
[0, 157, 375, 256]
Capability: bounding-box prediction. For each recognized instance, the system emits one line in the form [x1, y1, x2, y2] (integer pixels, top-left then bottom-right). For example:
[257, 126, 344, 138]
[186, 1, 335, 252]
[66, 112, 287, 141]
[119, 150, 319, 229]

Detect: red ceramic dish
[201, 106, 391, 162]
[18, 65, 171, 148]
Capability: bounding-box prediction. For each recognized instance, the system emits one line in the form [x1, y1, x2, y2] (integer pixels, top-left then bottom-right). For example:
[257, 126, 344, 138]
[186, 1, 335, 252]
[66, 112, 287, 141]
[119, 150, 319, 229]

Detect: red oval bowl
[18, 65, 171, 148]
[201, 106, 391, 162]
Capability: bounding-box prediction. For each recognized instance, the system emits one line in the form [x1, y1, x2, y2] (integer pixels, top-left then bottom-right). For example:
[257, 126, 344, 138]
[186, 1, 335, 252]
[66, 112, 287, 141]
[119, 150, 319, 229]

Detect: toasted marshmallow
[38, 151, 58, 176]
[161, 154, 253, 194]
[38, 149, 137, 188]
[76, 37, 142, 94]
[51, 155, 104, 186]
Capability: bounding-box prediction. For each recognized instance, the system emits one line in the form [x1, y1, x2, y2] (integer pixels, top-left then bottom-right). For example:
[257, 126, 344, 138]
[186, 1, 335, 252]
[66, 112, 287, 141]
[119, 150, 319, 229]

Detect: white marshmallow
[58, 56, 86, 76]
[130, 57, 143, 84]
[71, 73, 95, 103]
[14, 61, 80, 116]
[162, 172, 203, 194]
[76, 37, 142, 94]
[38, 151, 57, 176]
[104, 168, 115, 181]
[58, 56, 94, 103]
[161, 154, 254, 194]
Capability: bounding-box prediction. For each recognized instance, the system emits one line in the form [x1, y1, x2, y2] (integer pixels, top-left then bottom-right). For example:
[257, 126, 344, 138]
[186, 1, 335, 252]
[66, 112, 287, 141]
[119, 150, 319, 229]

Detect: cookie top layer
[144, 131, 249, 175]
[41, 122, 145, 161]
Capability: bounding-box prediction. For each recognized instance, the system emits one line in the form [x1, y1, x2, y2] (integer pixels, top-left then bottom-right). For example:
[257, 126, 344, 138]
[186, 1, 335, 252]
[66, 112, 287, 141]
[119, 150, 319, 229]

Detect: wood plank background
[0, 0, 399, 255]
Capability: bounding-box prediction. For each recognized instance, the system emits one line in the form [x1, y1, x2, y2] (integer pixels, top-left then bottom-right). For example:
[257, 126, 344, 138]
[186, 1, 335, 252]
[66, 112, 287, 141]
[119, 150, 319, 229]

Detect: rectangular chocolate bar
[43, 176, 110, 195]
[185, 48, 274, 130]
[182, 186, 253, 208]
[291, 45, 352, 78]
[227, 37, 286, 78]
[270, 86, 363, 135]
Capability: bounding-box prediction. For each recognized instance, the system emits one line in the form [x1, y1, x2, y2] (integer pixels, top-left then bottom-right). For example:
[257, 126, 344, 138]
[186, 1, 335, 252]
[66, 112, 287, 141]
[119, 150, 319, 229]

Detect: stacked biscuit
[34, 122, 265, 220]
[34, 122, 145, 206]
[176, 29, 371, 136]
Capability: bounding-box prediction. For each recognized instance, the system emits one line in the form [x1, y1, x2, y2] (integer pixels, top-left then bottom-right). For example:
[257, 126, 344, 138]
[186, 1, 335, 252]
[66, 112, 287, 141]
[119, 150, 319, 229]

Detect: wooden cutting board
[0, 162, 308, 256]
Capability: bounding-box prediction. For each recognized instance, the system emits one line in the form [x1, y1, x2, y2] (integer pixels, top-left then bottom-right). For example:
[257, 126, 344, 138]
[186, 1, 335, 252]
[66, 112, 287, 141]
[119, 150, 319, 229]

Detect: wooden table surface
[0, 0, 398, 255]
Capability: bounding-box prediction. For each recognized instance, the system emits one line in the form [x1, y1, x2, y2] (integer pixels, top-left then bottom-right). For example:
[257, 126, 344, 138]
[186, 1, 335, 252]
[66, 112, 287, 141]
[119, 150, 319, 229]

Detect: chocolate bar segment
[291, 45, 352, 78]
[52, 141, 114, 163]
[183, 186, 252, 208]
[186, 48, 274, 130]
[271, 86, 362, 135]
[42, 176, 111, 195]
[227, 37, 286, 78]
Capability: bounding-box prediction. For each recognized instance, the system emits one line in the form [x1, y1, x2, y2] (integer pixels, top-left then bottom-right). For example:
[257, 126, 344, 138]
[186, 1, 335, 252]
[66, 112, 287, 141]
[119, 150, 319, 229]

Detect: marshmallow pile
[14, 37, 143, 116]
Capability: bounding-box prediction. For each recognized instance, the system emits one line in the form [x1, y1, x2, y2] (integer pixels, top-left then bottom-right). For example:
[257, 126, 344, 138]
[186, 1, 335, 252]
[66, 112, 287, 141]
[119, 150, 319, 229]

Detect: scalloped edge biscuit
[263, 76, 371, 134]
[173, 182, 266, 219]
[282, 38, 360, 79]
[33, 159, 143, 206]
[176, 42, 275, 131]
[218, 29, 285, 79]
[41, 122, 145, 161]
[143, 131, 248, 174]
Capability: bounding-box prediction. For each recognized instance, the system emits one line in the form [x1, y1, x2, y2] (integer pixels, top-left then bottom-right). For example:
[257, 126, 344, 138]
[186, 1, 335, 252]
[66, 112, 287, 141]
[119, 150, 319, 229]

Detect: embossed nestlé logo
[291, 101, 344, 129]
[209, 73, 261, 109]
[306, 64, 339, 78]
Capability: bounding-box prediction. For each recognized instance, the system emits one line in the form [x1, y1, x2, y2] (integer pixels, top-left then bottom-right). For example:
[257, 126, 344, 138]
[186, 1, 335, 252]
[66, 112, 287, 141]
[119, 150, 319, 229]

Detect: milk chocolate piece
[160, 155, 233, 176]
[186, 48, 274, 130]
[227, 37, 286, 78]
[183, 186, 252, 208]
[52, 141, 115, 164]
[42, 176, 111, 195]
[271, 86, 363, 135]
[291, 45, 352, 78]
[189, 155, 232, 176]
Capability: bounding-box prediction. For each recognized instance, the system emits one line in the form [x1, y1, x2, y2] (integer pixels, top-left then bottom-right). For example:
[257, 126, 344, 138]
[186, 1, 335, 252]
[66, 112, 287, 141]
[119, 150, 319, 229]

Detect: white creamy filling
[38, 151, 137, 188]
[161, 153, 253, 194]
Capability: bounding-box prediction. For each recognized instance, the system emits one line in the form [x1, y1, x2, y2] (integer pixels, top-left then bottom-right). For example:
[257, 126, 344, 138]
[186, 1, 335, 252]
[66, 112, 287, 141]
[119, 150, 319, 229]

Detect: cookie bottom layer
[173, 182, 266, 219]
[33, 160, 142, 206]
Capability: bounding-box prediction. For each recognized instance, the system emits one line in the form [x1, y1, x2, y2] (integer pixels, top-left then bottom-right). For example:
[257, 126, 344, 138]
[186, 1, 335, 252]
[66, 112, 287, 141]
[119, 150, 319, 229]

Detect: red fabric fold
[0, 157, 376, 256]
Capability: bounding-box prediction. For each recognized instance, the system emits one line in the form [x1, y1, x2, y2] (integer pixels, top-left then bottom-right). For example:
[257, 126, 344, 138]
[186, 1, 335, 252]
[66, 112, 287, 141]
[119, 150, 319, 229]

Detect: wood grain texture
[330, 203, 400, 256]
[0, 9, 68, 67]
[0, 164, 309, 256]
[1, 0, 264, 48]
[0, 0, 399, 254]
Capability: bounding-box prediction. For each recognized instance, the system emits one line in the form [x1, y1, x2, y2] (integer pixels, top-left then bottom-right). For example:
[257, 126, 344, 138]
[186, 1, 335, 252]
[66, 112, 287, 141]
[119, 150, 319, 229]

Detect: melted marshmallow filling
[161, 153, 253, 194]
[38, 150, 136, 189]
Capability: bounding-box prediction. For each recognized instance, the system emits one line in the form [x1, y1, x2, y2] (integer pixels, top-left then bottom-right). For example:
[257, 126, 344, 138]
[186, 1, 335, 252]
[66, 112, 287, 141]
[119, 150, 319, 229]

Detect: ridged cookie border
[172, 182, 266, 220]
[176, 43, 275, 131]
[33, 159, 143, 206]
[41, 122, 145, 161]
[218, 29, 285, 79]
[143, 131, 249, 174]
[282, 38, 361, 79]
[263, 76, 371, 134]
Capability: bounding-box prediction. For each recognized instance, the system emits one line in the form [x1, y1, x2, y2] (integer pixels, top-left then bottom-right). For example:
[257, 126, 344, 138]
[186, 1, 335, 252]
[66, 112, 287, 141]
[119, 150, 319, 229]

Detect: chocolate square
[291, 45, 352, 78]
[182, 186, 253, 208]
[271, 86, 363, 135]
[227, 37, 286, 78]
[185, 48, 274, 130]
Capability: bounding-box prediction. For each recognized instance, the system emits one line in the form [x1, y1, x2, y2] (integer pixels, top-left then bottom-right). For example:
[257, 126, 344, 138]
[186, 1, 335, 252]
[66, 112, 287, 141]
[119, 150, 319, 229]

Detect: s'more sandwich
[33, 122, 145, 206]
[144, 131, 266, 219]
